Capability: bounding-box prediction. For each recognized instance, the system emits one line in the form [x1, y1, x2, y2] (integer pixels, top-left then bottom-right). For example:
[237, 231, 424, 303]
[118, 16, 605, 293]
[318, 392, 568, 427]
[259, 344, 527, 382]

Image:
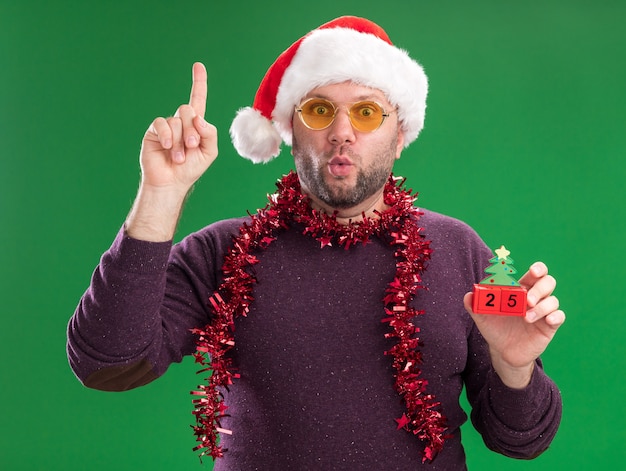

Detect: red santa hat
[229, 16, 428, 164]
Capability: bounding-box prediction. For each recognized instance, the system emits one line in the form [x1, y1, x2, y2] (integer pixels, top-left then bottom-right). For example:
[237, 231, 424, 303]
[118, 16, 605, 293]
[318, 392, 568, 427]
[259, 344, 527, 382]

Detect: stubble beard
[292, 137, 398, 210]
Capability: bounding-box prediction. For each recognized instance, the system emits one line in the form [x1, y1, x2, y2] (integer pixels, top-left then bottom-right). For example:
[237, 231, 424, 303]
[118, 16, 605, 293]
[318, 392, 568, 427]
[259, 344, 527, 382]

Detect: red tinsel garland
[190, 171, 448, 463]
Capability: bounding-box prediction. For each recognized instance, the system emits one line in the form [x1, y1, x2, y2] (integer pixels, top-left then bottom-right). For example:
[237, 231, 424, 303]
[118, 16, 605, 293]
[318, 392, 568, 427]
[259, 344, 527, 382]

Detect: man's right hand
[126, 62, 218, 241]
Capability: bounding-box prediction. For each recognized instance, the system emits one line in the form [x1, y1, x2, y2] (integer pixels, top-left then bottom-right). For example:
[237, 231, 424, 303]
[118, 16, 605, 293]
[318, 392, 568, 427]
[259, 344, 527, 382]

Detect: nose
[328, 108, 356, 145]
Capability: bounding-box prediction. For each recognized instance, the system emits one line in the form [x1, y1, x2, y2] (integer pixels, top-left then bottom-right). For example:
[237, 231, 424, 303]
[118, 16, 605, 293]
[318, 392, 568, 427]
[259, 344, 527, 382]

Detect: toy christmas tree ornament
[472, 245, 528, 316]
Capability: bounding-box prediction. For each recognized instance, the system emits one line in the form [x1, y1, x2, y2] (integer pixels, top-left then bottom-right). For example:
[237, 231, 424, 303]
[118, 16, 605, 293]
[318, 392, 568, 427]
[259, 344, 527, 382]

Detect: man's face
[291, 82, 404, 218]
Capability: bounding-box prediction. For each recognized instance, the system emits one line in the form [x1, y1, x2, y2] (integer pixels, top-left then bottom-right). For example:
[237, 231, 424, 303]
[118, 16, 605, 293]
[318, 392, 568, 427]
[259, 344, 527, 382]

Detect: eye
[314, 105, 329, 115]
[305, 100, 333, 116]
[353, 102, 381, 119]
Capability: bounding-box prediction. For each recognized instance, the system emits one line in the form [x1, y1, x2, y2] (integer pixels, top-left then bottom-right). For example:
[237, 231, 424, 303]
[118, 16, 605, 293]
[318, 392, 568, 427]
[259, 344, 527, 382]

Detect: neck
[303, 187, 389, 225]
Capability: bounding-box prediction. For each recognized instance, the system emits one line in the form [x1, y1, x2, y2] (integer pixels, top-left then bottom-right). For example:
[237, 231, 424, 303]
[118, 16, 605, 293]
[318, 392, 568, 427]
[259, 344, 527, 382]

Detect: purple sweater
[67, 209, 561, 470]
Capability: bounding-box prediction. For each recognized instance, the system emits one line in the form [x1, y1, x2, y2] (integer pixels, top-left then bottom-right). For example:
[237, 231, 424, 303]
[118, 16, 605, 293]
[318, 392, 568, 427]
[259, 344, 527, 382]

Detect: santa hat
[229, 16, 428, 164]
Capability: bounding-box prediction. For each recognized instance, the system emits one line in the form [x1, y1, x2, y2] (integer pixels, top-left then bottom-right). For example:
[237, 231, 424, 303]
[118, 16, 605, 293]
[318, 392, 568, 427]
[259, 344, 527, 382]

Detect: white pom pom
[229, 107, 283, 164]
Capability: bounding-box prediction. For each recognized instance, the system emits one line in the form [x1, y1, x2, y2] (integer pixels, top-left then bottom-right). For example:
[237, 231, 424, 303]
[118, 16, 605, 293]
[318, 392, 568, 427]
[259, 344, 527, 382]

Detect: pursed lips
[328, 155, 354, 177]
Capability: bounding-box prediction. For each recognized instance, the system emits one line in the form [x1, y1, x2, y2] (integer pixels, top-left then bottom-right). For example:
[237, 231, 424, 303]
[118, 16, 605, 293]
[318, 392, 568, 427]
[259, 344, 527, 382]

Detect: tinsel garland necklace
[190, 171, 448, 463]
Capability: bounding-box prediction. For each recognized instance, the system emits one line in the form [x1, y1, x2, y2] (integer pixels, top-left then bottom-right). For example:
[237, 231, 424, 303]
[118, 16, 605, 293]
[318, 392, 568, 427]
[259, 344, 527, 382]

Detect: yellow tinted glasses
[295, 98, 392, 133]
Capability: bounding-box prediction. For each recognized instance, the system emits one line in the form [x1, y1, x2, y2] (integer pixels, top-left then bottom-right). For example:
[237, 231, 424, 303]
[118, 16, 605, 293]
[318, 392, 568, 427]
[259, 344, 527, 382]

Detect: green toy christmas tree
[479, 245, 520, 286]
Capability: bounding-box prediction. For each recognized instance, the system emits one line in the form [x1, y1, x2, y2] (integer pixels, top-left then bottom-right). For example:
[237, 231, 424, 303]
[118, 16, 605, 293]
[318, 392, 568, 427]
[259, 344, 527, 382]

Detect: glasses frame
[294, 98, 393, 133]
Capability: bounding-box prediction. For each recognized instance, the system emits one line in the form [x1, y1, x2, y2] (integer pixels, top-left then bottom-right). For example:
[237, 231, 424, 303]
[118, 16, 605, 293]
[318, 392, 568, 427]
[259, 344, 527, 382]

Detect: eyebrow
[309, 93, 381, 103]
[305, 93, 388, 104]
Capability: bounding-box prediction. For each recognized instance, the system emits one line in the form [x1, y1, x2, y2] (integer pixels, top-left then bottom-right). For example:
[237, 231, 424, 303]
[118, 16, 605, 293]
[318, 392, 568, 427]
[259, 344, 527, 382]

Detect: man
[67, 16, 565, 470]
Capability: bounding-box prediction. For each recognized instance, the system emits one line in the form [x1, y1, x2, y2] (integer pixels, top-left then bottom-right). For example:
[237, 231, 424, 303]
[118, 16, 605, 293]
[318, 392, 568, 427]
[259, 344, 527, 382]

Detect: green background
[2, 0, 624, 469]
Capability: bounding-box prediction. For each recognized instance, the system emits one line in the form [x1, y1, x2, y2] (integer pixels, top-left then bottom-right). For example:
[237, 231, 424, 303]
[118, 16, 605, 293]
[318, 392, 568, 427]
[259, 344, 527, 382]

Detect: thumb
[194, 115, 218, 157]
[463, 291, 474, 315]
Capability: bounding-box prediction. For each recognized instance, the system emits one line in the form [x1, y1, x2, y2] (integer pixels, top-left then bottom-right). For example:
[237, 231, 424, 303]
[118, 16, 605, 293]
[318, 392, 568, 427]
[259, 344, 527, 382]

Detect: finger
[518, 261, 548, 290]
[176, 104, 200, 148]
[189, 62, 207, 118]
[528, 308, 565, 330]
[463, 291, 473, 314]
[194, 115, 218, 153]
[526, 274, 557, 308]
[525, 295, 559, 323]
[545, 309, 566, 328]
[167, 116, 185, 163]
[519, 261, 555, 307]
[148, 117, 173, 149]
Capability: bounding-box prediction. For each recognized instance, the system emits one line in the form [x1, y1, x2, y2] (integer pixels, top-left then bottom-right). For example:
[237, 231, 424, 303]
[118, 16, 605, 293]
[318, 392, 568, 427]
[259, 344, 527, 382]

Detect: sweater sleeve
[465, 326, 562, 458]
[66, 220, 241, 391]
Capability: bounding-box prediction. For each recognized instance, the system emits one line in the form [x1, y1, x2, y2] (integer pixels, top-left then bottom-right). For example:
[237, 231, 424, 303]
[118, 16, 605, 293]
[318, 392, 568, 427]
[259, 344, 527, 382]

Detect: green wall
[2, 1, 624, 469]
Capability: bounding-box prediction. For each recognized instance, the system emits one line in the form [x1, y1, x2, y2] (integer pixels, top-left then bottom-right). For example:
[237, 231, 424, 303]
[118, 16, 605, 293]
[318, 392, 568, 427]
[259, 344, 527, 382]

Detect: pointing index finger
[189, 62, 207, 118]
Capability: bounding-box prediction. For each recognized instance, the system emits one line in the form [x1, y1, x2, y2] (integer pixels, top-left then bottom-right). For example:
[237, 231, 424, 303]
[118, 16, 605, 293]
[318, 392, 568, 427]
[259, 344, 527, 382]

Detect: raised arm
[68, 63, 219, 390]
[127, 62, 218, 241]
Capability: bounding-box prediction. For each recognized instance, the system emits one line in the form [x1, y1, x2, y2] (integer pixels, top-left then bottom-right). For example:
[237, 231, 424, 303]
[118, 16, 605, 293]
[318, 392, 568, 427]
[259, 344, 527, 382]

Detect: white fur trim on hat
[230, 107, 282, 164]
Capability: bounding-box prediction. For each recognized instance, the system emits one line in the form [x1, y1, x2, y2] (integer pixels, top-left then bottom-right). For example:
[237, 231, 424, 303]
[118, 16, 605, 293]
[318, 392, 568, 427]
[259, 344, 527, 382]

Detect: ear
[395, 128, 404, 159]
[290, 114, 297, 156]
